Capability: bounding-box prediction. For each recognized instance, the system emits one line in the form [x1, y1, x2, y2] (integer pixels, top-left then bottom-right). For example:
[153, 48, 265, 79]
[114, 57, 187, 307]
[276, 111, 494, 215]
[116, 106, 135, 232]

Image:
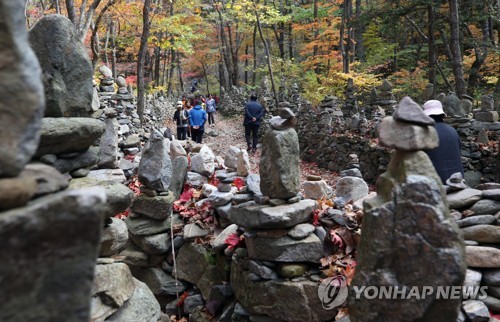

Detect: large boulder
[191, 145, 216, 177]
[29, 14, 93, 117]
[98, 116, 119, 169]
[0, 0, 45, 177]
[105, 278, 161, 322]
[138, 130, 172, 191]
[228, 199, 316, 229]
[100, 217, 129, 256]
[0, 187, 106, 322]
[230, 258, 336, 322]
[349, 175, 466, 322]
[35, 117, 105, 157]
[69, 177, 133, 217]
[260, 128, 300, 199]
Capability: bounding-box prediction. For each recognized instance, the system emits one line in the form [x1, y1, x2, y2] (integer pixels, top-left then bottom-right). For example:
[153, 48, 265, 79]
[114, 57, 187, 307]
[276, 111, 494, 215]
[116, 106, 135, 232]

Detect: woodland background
[25, 0, 499, 108]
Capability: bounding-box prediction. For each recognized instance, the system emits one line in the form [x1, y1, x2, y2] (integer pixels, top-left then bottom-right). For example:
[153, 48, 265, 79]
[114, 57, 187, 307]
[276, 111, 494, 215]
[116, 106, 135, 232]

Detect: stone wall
[297, 108, 500, 186]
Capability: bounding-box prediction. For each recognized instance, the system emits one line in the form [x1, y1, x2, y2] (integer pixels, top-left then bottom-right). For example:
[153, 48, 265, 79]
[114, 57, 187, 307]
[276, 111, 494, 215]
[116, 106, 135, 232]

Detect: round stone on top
[393, 96, 435, 126]
[378, 116, 439, 151]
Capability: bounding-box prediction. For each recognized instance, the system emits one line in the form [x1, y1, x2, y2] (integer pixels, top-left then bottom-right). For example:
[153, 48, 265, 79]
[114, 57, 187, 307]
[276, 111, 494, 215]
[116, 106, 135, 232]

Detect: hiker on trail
[173, 101, 188, 140]
[185, 100, 192, 138]
[423, 99, 464, 183]
[206, 94, 217, 126]
[243, 94, 265, 153]
[189, 100, 207, 144]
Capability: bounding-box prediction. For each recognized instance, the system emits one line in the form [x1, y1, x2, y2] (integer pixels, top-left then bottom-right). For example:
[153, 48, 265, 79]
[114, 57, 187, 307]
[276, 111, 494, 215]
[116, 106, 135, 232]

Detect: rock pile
[373, 79, 397, 113]
[344, 78, 357, 116]
[29, 14, 93, 117]
[445, 176, 500, 318]
[349, 96, 466, 322]
[0, 7, 106, 321]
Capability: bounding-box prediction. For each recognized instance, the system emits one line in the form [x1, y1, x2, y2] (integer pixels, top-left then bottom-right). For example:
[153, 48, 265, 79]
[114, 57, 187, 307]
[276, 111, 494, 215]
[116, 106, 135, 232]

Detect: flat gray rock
[447, 189, 483, 209]
[211, 224, 239, 251]
[228, 199, 317, 229]
[462, 300, 490, 322]
[393, 96, 435, 126]
[483, 189, 500, 201]
[378, 116, 439, 151]
[245, 233, 322, 263]
[335, 176, 369, 202]
[288, 223, 315, 240]
[125, 216, 173, 236]
[129, 231, 171, 255]
[87, 169, 127, 183]
[183, 223, 209, 240]
[36, 117, 105, 157]
[131, 192, 176, 220]
[69, 177, 133, 217]
[469, 199, 500, 215]
[457, 215, 496, 228]
[168, 156, 188, 198]
[466, 246, 500, 268]
[483, 269, 500, 286]
[461, 225, 500, 243]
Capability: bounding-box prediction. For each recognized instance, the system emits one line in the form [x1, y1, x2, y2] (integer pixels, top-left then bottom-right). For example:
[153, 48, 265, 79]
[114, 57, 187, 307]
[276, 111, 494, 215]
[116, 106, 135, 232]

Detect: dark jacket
[189, 105, 207, 129]
[425, 121, 464, 183]
[173, 109, 189, 128]
[243, 99, 265, 126]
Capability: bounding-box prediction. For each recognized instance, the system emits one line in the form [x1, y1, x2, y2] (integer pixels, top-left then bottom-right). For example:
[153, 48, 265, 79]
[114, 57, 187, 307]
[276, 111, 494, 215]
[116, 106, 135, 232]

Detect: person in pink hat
[423, 100, 464, 184]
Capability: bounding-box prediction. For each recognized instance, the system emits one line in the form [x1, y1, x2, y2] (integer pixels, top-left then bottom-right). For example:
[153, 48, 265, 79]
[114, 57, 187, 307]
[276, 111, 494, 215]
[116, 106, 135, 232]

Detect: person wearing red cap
[423, 100, 464, 184]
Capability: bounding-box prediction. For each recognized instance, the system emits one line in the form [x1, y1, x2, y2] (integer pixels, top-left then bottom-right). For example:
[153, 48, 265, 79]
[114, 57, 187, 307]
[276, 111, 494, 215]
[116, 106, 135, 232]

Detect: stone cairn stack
[444, 173, 500, 320]
[475, 94, 498, 123]
[349, 96, 467, 322]
[369, 79, 397, 114]
[343, 78, 357, 116]
[0, 9, 108, 322]
[220, 108, 336, 322]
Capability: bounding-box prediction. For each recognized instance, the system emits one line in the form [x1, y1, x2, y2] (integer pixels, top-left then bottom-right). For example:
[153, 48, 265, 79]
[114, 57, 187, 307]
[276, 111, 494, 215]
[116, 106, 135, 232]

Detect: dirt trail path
[169, 113, 342, 189]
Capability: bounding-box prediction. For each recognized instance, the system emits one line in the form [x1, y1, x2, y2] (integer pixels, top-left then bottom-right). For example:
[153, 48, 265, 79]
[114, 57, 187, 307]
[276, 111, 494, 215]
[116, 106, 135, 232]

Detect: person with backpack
[189, 100, 207, 143]
[206, 94, 217, 126]
[173, 101, 189, 140]
[243, 94, 265, 152]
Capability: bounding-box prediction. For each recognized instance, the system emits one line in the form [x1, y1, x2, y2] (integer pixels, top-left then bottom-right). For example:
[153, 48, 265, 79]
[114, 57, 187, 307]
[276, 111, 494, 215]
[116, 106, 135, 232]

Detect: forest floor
[184, 113, 343, 188]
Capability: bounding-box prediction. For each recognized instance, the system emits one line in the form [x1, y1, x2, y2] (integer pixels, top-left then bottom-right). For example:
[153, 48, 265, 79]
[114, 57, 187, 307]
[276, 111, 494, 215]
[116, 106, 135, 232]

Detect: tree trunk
[255, 5, 278, 109]
[428, 5, 436, 89]
[339, 0, 349, 73]
[312, 0, 319, 74]
[467, 20, 488, 92]
[244, 43, 249, 84]
[166, 49, 175, 95]
[286, 0, 293, 60]
[110, 20, 117, 79]
[252, 22, 258, 86]
[154, 37, 162, 86]
[448, 0, 466, 97]
[137, 0, 151, 124]
[65, 0, 77, 23]
[354, 0, 364, 61]
[104, 22, 110, 66]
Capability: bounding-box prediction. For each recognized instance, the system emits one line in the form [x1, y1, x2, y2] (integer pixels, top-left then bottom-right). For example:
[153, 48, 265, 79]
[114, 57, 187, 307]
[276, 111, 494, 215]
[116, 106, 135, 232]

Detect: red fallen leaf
[232, 177, 245, 191]
[176, 291, 189, 307]
[208, 173, 220, 187]
[114, 209, 130, 219]
[312, 209, 320, 226]
[178, 188, 194, 203]
[225, 233, 244, 250]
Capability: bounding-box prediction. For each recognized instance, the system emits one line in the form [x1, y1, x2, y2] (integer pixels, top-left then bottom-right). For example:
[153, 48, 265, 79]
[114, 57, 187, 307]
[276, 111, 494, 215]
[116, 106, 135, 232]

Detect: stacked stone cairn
[215, 108, 336, 321]
[344, 78, 357, 116]
[369, 79, 397, 114]
[0, 6, 109, 322]
[475, 95, 498, 123]
[444, 173, 500, 320]
[349, 96, 467, 322]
